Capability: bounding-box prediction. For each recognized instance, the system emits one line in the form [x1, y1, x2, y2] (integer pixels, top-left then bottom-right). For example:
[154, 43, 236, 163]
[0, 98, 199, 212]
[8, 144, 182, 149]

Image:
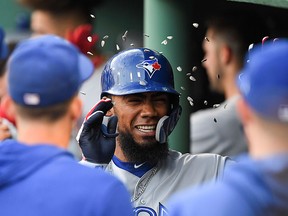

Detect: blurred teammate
[168, 40, 288, 216]
[0, 35, 133, 216]
[190, 10, 268, 157]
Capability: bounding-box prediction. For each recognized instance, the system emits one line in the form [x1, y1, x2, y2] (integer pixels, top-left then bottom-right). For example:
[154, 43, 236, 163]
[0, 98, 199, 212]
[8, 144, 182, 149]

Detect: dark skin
[111, 92, 170, 163]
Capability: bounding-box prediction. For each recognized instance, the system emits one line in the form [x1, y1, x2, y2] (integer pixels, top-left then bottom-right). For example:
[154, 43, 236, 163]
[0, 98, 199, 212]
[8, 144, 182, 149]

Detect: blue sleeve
[87, 177, 134, 216]
[167, 182, 256, 216]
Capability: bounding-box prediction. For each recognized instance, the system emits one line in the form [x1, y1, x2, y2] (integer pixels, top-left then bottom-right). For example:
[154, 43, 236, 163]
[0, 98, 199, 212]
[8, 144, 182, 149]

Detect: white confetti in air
[167, 36, 173, 40]
[177, 66, 182, 72]
[87, 36, 92, 42]
[80, 91, 86, 95]
[90, 14, 95, 18]
[161, 40, 168, 45]
[103, 35, 109, 39]
[144, 34, 150, 37]
[248, 43, 254, 51]
[122, 30, 128, 41]
[144, 49, 150, 52]
[189, 101, 194, 106]
[130, 43, 134, 46]
[189, 75, 196, 81]
[204, 100, 208, 105]
[187, 96, 193, 102]
[224, 104, 227, 109]
[87, 51, 93, 56]
[192, 23, 199, 28]
[201, 58, 207, 63]
[213, 104, 220, 108]
[149, 56, 155, 60]
[101, 40, 105, 47]
[186, 72, 191, 76]
[181, 86, 185, 90]
[192, 66, 197, 72]
[116, 44, 120, 51]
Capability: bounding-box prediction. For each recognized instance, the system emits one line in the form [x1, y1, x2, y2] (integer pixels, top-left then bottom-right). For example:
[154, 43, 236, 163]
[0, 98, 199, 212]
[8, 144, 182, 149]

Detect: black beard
[118, 131, 169, 165]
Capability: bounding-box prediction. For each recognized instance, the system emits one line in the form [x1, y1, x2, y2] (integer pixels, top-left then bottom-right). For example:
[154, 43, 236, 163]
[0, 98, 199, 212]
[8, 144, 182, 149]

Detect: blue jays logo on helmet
[101, 47, 180, 98]
[136, 58, 161, 78]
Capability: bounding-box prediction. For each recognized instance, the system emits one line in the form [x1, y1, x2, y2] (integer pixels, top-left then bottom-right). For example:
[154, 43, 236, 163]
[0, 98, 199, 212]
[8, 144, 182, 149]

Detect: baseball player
[0, 35, 133, 216]
[167, 40, 288, 216]
[77, 48, 232, 215]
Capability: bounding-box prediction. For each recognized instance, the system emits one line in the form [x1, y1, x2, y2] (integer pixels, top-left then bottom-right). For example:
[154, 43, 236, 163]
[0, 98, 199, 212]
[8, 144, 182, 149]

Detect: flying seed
[161, 39, 168, 45]
[192, 23, 199, 28]
[189, 75, 196, 81]
[187, 96, 193, 102]
[122, 30, 128, 41]
[101, 40, 105, 47]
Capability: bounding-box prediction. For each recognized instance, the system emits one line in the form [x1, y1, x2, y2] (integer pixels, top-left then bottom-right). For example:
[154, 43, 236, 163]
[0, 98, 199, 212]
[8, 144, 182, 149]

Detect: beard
[118, 131, 169, 165]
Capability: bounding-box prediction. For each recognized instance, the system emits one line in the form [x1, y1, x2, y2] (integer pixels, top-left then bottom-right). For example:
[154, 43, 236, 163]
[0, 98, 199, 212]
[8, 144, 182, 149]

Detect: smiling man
[77, 48, 232, 216]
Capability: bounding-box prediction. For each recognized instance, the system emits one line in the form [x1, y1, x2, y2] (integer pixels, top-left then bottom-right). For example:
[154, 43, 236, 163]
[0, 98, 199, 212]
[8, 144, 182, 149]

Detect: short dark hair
[14, 97, 74, 122]
[205, 9, 269, 65]
[18, 0, 103, 23]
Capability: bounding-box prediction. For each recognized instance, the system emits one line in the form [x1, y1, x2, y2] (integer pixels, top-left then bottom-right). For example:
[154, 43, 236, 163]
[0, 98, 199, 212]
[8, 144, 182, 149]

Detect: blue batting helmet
[101, 48, 179, 100]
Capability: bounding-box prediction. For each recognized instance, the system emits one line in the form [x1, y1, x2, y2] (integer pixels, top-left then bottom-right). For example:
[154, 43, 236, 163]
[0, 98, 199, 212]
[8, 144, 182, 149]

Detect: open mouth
[136, 125, 156, 132]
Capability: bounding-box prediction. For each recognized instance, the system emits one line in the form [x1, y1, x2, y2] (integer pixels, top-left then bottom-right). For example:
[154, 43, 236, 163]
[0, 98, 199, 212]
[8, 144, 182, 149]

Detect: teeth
[137, 125, 156, 132]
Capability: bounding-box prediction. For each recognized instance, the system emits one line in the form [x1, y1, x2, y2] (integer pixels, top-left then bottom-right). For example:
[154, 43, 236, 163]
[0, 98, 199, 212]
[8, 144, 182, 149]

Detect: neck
[222, 65, 241, 99]
[246, 121, 288, 159]
[16, 116, 72, 149]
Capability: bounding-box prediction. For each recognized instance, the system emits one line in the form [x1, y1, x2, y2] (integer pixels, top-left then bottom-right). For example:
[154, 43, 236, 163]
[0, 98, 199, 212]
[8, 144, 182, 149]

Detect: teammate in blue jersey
[167, 40, 288, 216]
[0, 35, 133, 216]
[77, 47, 233, 215]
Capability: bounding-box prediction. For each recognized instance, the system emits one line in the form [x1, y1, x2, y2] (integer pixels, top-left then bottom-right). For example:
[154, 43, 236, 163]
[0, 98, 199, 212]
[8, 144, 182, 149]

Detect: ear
[236, 97, 253, 126]
[220, 44, 232, 65]
[1, 95, 16, 121]
[69, 96, 82, 123]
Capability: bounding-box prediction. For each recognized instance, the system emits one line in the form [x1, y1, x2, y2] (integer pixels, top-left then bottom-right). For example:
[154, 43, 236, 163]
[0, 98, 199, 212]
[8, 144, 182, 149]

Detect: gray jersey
[190, 96, 248, 157]
[82, 149, 231, 216]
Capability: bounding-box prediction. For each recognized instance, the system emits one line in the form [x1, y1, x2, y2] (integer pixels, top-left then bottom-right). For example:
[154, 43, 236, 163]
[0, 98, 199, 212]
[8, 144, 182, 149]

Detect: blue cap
[237, 39, 288, 122]
[0, 27, 8, 59]
[8, 35, 94, 107]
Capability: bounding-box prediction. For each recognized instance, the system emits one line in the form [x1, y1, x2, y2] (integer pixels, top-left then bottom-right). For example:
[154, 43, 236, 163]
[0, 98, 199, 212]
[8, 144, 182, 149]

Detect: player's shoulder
[165, 150, 230, 171]
[168, 149, 229, 162]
